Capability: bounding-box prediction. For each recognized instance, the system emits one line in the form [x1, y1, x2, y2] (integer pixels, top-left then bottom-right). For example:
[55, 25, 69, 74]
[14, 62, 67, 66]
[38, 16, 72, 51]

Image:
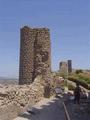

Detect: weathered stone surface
[0, 76, 45, 120]
[19, 26, 51, 85]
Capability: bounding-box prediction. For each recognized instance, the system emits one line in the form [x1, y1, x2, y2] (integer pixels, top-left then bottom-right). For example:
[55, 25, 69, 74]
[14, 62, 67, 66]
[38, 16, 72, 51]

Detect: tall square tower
[19, 26, 51, 84]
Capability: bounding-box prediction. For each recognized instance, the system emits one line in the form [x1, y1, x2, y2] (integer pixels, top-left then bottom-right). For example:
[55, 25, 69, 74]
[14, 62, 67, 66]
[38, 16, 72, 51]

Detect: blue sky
[0, 0, 89, 78]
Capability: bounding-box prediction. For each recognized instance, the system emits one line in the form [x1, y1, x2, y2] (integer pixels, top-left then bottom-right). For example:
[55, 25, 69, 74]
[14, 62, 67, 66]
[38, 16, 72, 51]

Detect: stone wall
[67, 60, 72, 73]
[0, 76, 44, 120]
[19, 26, 51, 85]
[19, 26, 35, 84]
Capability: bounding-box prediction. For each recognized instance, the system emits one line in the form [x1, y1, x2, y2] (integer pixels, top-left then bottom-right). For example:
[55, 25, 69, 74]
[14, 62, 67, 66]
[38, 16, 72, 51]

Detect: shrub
[68, 83, 75, 90]
[68, 77, 90, 90]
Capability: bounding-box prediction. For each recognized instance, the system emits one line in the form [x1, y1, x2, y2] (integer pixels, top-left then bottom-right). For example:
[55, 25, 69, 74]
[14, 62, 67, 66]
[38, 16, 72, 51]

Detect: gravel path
[13, 97, 66, 120]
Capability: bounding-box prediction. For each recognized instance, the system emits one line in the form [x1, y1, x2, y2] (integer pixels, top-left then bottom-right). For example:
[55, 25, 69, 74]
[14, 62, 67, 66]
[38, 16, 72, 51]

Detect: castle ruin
[59, 60, 72, 77]
[19, 26, 51, 84]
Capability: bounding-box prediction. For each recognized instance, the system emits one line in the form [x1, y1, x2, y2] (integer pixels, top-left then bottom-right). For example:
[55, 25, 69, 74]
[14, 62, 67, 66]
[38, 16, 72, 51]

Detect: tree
[75, 69, 83, 74]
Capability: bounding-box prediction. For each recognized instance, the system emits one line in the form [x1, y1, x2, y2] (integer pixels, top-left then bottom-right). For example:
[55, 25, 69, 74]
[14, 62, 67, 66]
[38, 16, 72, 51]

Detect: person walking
[74, 83, 81, 104]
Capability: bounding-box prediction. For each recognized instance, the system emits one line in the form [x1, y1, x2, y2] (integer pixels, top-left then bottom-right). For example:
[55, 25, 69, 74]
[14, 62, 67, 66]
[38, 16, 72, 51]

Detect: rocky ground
[0, 76, 45, 120]
[0, 77, 90, 120]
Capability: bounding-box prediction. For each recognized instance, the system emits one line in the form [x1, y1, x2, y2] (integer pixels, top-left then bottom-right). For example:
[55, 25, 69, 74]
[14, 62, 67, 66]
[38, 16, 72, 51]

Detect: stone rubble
[0, 76, 45, 120]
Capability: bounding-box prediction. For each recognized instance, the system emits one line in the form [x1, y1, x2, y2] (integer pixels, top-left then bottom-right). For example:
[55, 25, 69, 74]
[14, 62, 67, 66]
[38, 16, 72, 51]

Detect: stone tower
[67, 60, 72, 73]
[19, 26, 51, 85]
[59, 60, 72, 76]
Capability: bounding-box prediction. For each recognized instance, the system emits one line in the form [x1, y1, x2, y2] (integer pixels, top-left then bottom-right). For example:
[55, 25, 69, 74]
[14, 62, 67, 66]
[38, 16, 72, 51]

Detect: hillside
[0, 77, 18, 85]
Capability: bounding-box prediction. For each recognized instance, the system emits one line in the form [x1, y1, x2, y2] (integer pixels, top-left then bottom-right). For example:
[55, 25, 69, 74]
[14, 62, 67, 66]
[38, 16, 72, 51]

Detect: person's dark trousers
[74, 95, 80, 104]
[77, 96, 80, 104]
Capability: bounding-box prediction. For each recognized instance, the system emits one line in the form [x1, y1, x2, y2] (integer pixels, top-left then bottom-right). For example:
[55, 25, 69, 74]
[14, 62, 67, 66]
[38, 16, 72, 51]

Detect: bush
[75, 69, 83, 74]
[68, 71, 90, 89]
[68, 83, 75, 90]
[68, 77, 90, 90]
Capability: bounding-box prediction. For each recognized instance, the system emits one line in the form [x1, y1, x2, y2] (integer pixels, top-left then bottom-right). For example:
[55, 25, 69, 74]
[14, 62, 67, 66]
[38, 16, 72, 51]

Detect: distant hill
[0, 77, 18, 85]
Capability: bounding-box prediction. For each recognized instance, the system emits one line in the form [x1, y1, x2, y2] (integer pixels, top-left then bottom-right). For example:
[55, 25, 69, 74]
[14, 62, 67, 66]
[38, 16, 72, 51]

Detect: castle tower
[59, 60, 72, 78]
[67, 60, 72, 73]
[19, 26, 51, 85]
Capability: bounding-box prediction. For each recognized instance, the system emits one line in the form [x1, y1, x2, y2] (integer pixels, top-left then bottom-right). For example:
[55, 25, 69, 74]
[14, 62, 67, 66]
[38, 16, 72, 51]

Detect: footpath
[13, 97, 66, 120]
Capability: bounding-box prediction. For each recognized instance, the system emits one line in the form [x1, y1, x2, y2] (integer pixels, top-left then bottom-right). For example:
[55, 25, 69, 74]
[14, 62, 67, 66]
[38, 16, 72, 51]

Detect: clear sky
[0, 0, 89, 78]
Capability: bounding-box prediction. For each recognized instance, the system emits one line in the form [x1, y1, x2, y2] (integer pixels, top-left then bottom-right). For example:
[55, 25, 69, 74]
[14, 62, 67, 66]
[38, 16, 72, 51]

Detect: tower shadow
[18, 98, 66, 120]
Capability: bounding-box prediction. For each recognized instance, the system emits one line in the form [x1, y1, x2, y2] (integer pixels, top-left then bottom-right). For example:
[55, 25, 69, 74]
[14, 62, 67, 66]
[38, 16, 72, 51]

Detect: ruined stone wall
[0, 76, 44, 120]
[34, 28, 51, 79]
[19, 26, 51, 85]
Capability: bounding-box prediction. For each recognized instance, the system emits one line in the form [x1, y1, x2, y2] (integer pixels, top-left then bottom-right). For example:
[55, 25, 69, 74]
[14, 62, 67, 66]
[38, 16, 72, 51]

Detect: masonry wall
[0, 76, 45, 120]
[67, 60, 72, 73]
[19, 26, 51, 84]
[34, 28, 51, 79]
[19, 26, 35, 84]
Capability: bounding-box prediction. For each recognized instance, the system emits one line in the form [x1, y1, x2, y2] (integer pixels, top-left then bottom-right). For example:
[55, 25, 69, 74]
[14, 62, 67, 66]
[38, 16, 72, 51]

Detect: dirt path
[14, 97, 66, 120]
